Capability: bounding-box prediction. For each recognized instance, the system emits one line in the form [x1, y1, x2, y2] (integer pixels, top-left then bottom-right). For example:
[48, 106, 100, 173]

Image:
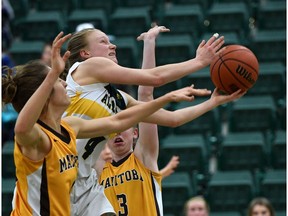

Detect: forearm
[152, 58, 205, 85]
[136, 30, 160, 165]
[79, 94, 172, 138]
[143, 98, 217, 127]
[114, 95, 171, 130]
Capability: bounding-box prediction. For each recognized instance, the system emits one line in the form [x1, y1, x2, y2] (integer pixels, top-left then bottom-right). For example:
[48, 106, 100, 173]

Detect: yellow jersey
[11, 120, 78, 216]
[99, 153, 163, 216]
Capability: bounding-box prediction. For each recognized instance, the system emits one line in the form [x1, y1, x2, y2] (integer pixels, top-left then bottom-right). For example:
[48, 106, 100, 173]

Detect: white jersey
[63, 62, 128, 215]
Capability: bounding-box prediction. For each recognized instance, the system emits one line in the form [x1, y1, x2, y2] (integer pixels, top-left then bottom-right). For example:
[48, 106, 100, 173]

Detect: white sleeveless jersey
[63, 62, 128, 215]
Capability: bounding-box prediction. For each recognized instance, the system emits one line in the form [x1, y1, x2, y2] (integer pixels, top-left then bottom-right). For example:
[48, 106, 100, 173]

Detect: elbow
[14, 122, 29, 135]
[153, 76, 166, 87]
[168, 118, 181, 128]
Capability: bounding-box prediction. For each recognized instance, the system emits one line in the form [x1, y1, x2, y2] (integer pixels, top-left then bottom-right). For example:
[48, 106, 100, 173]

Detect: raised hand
[137, 25, 170, 41]
[50, 32, 71, 76]
[195, 33, 225, 67]
[211, 88, 246, 106]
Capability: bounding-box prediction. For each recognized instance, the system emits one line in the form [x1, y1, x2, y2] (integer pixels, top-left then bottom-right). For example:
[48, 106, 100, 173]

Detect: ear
[79, 49, 90, 58]
[133, 127, 139, 140]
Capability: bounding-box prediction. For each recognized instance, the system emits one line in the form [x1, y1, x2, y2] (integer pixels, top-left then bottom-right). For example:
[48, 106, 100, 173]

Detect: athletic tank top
[99, 153, 163, 216]
[11, 120, 78, 216]
[63, 61, 128, 197]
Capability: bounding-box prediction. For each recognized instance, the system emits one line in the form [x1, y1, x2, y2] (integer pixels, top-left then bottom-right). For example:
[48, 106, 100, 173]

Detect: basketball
[210, 45, 259, 94]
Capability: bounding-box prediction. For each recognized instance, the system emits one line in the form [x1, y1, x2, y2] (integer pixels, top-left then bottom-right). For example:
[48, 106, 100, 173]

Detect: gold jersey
[99, 153, 163, 216]
[11, 120, 78, 216]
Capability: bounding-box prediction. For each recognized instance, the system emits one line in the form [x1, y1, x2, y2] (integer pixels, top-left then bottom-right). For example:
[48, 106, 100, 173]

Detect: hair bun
[2, 66, 18, 104]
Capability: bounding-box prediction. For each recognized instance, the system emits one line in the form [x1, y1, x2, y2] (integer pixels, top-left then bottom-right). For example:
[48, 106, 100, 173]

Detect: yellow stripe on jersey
[66, 92, 111, 119]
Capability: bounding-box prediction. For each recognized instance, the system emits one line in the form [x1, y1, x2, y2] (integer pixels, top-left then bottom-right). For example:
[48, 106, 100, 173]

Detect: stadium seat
[153, 80, 180, 99]
[162, 172, 194, 215]
[207, 171, 254, 212]
[201, 31, 241, 46]
[160, 134, 208, 174]
[250, 30, 286, 63]
[276, 211, 287, 216]
[227, 95, 277, 133]
[212, 0, 254, 13]
[67, 9, 108, 33]
[180, 67, 214, 90]
[259, 169, 286, 211]
[112, 36, 140, 68]
[172, 98, 221, 139]
[276, 97, 286, 131]
[270, 130, 286, 169]
[155, 34, 195, 65]
[2, 141, 15, 179]
[9, 0, 29, 19]
[16, 11, 66, 41]
[35, 0, 76, 16]
[9, 40, 45, 65]
[2, 178, 16, 216]
[218, 131, 266, 171]
[118, 0, 156, 7]
[210, 212, 242, 216]
[206, 2, 250, 38]
[109, 7, 152, 37]
[170, 0, 211, 14]
[76, 0, 117, 14]
[247, 61, 285, 100]
[161, 4, 204, 40]
[257, 1, 286, 30]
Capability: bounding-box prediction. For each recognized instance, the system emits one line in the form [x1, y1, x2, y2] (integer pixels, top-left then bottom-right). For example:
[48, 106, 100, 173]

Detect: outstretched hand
[211, 88, 246, 105]
[167, 85, 212, 103]
[50, 32, 71, 76]
[137, 25, 170, 41]
[195, 33, 225, 67]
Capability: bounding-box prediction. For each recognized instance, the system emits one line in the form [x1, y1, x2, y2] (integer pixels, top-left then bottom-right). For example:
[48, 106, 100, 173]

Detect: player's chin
[109, 56, 118, 64]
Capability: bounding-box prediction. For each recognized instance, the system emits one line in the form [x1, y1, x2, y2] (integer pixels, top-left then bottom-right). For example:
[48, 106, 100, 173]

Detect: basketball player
[2, 32, 208, 216]
[63, 25, 246, 215]
[97, 83, 244, 216]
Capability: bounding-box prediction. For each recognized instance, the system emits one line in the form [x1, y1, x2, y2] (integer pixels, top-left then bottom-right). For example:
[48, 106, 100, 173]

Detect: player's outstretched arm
[80, 34, 224, 87]
[64, 86, 197, 139]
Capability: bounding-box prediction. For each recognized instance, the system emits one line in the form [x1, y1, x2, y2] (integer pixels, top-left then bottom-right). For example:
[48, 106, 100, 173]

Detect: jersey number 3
[117, 194, 128, 216]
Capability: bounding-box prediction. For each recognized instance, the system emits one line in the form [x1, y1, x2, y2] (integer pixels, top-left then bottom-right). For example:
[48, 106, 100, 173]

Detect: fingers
[158, 26, 170, 33]
[204, 32, 225, 53]
[197, 40, 206, 49]
[53, 32, 72, 48]
[53, 31, 64, 45]
[190, 84, 212, 96]
[62, 51, 71, 62]
[136, 25, 170, 41]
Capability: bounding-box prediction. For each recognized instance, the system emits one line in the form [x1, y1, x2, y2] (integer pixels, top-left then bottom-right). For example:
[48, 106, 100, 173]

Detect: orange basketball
[210, 45, 259, 94]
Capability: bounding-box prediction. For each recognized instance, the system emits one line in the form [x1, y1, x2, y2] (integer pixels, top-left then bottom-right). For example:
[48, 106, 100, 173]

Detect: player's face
[50, 78, 70, 108]
[86, 30, 118, 64]
[107, 128, 137, 157]
[186, 200, 208, 216]
[252, 204, 271, 216]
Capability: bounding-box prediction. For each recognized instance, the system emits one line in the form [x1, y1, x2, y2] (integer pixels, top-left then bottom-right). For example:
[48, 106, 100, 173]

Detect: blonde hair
[184, 195, 210, 215]
[61, 28, 96, 79]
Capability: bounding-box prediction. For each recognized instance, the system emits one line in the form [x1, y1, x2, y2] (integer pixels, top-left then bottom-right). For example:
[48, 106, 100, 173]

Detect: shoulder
[84, 57, 115, 66]
[61, 116, 81, 135]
